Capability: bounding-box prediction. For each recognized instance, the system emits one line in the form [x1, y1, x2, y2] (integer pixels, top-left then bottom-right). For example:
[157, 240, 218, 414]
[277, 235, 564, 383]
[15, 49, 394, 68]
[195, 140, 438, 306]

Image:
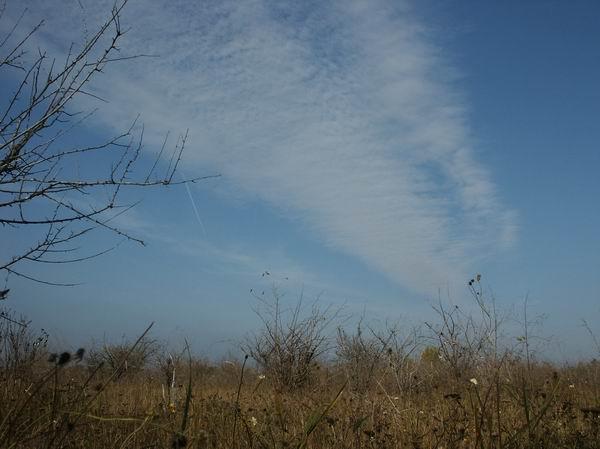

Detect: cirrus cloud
[2, 0, 517, 294]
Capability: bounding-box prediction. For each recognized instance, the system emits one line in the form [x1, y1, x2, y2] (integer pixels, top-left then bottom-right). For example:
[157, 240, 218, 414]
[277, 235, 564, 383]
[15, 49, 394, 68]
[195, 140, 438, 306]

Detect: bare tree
[0, 1, 213, 291]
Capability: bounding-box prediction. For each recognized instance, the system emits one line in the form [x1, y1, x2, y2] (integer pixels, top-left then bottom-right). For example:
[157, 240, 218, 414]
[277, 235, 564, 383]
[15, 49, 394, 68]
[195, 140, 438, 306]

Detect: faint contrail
[180, 170, 207, 238]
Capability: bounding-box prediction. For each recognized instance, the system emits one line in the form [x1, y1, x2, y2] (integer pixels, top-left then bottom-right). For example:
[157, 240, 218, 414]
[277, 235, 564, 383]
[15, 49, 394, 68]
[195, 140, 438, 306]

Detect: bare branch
[0, 0, 215, 290]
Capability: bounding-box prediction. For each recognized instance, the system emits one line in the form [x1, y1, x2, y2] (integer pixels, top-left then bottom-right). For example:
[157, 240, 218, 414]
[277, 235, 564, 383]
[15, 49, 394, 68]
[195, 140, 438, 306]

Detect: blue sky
[1, 0, 599, 359]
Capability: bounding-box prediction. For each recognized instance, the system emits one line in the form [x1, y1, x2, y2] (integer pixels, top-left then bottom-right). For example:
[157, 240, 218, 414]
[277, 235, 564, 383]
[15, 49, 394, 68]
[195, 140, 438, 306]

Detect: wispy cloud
[5, 0, 516, 294]
[109, 210, 370, 306]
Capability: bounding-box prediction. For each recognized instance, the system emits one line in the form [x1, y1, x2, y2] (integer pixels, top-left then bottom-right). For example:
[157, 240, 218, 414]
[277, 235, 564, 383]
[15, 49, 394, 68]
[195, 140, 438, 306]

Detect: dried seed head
[58, 352, 71, 366]
[75, 348, 85, 361]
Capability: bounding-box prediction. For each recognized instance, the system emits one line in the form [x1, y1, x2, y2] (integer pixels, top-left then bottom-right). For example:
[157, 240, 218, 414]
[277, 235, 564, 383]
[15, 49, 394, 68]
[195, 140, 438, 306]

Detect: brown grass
[1, 290, 600, 449]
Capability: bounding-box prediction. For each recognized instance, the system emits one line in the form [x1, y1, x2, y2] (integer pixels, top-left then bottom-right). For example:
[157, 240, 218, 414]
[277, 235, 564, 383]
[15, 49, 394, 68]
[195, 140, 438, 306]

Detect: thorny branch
[0, 1, 216, 290]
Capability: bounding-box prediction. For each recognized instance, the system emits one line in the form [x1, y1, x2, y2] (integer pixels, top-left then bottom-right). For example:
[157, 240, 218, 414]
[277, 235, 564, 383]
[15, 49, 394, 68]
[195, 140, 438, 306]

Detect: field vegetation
[1, 281, 599, 449]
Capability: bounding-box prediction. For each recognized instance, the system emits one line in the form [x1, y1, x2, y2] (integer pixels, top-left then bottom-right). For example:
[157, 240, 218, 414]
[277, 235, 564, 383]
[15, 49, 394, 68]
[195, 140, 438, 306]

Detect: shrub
[88, 335, 157, 379]
[0, 308, 48, 377]
[245, 289, 336, 390]
[336, 321, 386, 394]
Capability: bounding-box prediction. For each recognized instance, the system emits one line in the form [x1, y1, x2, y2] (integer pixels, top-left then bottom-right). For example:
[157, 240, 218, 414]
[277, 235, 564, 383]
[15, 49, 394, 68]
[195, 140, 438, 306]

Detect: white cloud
[3, 0, 517, 294]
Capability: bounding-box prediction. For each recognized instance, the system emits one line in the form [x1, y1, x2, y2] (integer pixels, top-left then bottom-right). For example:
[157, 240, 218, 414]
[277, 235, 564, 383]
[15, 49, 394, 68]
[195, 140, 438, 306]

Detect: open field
[2, 297, 600, 449]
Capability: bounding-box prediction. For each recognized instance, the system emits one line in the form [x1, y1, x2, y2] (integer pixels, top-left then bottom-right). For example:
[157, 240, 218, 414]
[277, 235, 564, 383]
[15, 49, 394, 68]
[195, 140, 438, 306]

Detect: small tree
[0, 1, 211, 291]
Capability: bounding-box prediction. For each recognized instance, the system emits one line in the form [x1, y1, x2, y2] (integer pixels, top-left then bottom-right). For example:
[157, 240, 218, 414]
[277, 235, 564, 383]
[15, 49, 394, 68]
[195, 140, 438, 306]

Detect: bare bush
[87, 335, 157, 379]
[376, 322, 422, 394]
[245, 289, 337, 390]
[336, 321, 385, 394]
[0, 307, 48, 376]
[425, 275, 507, 382]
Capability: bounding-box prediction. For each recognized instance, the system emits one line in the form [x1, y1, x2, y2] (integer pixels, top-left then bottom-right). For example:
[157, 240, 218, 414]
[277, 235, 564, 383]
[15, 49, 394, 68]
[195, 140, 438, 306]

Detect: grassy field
[1, 291, 600, 449]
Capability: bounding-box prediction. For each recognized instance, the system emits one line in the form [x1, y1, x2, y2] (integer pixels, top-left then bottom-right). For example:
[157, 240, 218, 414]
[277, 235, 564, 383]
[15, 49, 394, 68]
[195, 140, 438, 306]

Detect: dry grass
[1, 292, 600, 449]
[2, 352, 600, 448]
